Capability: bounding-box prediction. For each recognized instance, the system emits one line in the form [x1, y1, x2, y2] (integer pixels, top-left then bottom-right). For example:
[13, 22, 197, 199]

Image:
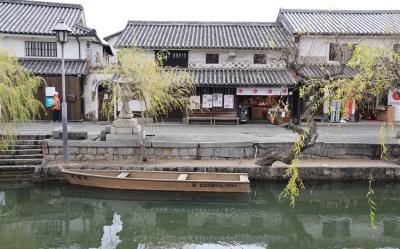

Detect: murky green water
[0, 182, 399, 249]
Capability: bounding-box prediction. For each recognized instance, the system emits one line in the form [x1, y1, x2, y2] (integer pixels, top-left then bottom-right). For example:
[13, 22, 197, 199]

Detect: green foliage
[102, 48, 195, 120]
[0, 50, 44, 149]
[279, 134, 306, 207]
[366, 174, 377, 231]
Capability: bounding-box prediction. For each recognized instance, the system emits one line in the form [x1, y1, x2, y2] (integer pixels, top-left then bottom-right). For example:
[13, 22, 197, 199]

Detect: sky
[44, 0, 400, 39]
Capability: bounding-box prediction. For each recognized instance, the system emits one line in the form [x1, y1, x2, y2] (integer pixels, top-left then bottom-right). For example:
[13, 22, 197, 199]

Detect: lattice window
[25, 41, 57, 57]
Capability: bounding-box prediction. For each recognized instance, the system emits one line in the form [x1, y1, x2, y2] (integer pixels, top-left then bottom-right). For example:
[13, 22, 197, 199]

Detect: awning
[19, 59, 88, 76]
[188, 68, 297, 87]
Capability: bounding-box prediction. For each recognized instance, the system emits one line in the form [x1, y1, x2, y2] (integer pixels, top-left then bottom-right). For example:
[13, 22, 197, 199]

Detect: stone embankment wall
[43, 140, 400, 161]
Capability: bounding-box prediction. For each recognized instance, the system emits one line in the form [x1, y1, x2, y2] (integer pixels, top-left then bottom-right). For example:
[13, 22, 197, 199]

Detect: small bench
[186, 116, 213, 125]
[117, 172, 130, 178]
[213, 113, 239, 125]
[187, 111, 239, 125]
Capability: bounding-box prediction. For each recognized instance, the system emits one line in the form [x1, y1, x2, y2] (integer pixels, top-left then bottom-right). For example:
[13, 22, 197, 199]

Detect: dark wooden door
[35, 76, 83, 121]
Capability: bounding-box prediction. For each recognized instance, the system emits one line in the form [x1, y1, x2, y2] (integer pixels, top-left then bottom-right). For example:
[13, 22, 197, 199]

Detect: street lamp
[52, 19, 72, 160]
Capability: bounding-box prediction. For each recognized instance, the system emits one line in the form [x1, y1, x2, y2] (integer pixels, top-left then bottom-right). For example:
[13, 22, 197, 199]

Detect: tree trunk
[256, 114, 318, 167]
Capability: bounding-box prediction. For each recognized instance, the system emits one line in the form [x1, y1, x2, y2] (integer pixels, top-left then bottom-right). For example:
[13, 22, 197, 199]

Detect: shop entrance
[236, 87, 290, 124]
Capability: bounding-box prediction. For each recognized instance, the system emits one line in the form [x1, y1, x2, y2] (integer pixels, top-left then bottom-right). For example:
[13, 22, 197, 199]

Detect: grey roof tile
[298, 64, 358, 79]
[0, 0, 95, 36]
[279, 9, 400, 35]
[116, 21, 293, 49]
[19, 59, 88, 75]
[186, 68, 297, 86]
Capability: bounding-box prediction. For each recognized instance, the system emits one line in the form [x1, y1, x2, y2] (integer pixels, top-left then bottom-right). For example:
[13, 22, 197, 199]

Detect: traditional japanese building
[277, 9, 400, 122]
[0, 0, 112, 121]
[105, 21, 298, 123]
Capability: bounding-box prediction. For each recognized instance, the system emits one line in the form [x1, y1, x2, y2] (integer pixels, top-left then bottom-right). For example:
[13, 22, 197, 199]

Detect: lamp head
[52, 19, 72, 43]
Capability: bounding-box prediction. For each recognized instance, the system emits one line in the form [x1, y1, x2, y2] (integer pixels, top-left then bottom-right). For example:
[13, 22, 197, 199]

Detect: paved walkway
[50, 158, 400, 169]
[5, 121, 400, 144]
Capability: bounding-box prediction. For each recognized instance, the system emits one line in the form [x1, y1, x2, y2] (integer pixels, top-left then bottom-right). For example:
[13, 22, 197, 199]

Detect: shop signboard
[236, 87, 288, 96]
[45, 87, 56, 97]
[191, 96, 201, 110]
[212, 93, 223, 107]
[224, 95, 234, 109]
[202, 94, 213, 108]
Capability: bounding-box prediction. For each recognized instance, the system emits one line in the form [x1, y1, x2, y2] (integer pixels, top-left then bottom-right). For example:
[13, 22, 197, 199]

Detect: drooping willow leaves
[101, 48, 195, 121]
[0, 51, 44, 149]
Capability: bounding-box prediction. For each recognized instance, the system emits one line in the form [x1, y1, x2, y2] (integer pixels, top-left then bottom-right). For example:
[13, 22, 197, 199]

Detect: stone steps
[0, 135, 47, 181]
[0, 154, 43, 159]
[0, 158, 43, 166]
[0, 166, 36, 182]
[0, 149, 43, 155]
[6, 140, 45, 145]
[2, 144, 43, 150]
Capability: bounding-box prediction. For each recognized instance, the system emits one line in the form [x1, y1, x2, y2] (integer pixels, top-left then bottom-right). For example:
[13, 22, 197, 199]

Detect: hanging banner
[202, 94, 213, 108]
[236, 87, 289, 96]
[388, 89, 400, 104]
[224, 95, 234, 109]
[212, 93, 223, 107]
[191, 96, 201, 110]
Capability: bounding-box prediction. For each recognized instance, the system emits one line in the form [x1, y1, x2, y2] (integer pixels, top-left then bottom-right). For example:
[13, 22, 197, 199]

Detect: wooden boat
[61, 169, 250, 193]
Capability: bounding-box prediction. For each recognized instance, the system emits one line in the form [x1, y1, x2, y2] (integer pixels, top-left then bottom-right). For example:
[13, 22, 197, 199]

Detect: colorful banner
[236, 87, 289, 96]
[202, 94, 213, 108]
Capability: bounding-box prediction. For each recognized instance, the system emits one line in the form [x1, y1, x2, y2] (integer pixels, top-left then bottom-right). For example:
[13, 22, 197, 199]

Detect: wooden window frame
[25, 41, 57, 57]
[206, 54, 219, 64]
[254, 54, 266, 64]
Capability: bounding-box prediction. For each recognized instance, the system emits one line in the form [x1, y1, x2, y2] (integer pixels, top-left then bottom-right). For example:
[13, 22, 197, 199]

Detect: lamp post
[52, 20, 72, 160]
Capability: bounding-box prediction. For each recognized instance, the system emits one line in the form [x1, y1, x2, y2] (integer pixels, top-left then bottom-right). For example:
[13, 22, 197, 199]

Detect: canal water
[0, 182, 399, 249]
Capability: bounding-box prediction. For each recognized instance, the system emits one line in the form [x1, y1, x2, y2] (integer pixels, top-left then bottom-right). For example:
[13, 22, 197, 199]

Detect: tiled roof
[115, 21, 293, 49]
[297, 64, 358, 79]
[0, 0, 95, 36]
[279, 9, 400, 35]
[187, 68, 297, 86]
[19, 59, 88, 75]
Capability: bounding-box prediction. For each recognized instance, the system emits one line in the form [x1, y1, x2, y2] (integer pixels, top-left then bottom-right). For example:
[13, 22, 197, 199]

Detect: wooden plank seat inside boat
[177, 173, 188, 181]
[117, 172, 130, 178]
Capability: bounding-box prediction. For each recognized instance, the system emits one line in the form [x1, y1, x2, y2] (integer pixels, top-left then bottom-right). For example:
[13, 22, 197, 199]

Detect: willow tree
[102, 48, 195, 160]
[258, 43, 400, 207]
[0, 51, 44, 149]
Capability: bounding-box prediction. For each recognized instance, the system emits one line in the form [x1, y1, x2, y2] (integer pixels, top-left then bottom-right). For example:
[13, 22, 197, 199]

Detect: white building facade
[0, 0, 112, 121]
[278, 9, 400, 122]
[105, 21, 297, 123]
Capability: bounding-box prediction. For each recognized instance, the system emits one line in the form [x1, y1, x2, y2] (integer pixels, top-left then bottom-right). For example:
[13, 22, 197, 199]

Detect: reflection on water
[0, 182, 399, 249]
[94, 213, 123, 249]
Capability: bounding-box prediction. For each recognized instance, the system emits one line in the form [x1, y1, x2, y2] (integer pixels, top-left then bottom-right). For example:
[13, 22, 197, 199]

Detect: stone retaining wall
[43, 141, 255, 161]
[43, 140, 400, 161]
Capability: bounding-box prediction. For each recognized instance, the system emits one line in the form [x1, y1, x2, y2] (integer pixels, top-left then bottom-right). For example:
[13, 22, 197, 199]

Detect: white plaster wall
[299, 35, 400, 63]
[0, 34, 80, 59]
[188, 49, 283, 64]
[106, 35, 120, 64]
[0, 34, 106, 66]
[83, 72, 114, 120]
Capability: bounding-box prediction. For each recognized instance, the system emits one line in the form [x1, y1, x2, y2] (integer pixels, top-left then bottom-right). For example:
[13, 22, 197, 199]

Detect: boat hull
[62, 170, 250, 193]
